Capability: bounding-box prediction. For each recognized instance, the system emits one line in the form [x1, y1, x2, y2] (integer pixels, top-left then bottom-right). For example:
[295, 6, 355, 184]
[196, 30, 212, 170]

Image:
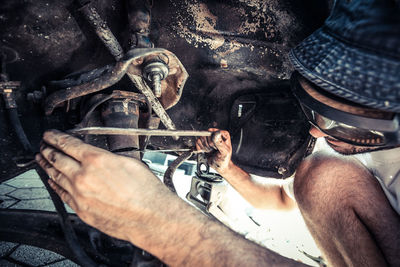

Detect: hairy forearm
[36, 130, 299, 266]
[125, 182, 304, 266]
[219, 161, 295, 210]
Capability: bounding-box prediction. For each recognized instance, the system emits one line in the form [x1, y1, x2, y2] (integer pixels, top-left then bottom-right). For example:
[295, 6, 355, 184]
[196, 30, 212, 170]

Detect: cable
[163, 151, 193, 193]
[8, 108, 33, 153]
[36, 167, 98, 267]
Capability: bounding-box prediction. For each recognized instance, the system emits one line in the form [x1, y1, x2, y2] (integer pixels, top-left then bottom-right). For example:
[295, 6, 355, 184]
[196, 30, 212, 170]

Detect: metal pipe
[78, 2, 124, 60]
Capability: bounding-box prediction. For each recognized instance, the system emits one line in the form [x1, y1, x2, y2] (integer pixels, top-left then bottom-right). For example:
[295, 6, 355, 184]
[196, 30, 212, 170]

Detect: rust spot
[220, 59, 228, 68]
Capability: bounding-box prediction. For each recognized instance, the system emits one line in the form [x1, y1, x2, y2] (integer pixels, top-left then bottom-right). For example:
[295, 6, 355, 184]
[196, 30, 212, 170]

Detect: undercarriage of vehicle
[0, 0, 330, 265]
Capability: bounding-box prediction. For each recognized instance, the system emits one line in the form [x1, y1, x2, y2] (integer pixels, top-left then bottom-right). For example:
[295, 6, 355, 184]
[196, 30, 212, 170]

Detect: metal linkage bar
[78, 2, 124, 60]
[68, 127, 212, 137]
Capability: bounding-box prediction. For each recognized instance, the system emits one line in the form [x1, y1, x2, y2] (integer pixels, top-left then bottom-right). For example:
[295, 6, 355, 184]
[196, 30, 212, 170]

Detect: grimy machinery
[0, 0, 330, 265]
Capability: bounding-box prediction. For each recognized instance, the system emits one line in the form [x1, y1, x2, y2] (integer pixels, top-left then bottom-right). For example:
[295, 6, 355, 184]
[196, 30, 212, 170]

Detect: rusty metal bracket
[44, 48, 166, 115]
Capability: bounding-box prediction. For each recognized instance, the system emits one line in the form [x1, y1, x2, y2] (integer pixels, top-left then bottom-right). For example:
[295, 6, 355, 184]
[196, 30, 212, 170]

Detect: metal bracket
[0, 81, 20, 109]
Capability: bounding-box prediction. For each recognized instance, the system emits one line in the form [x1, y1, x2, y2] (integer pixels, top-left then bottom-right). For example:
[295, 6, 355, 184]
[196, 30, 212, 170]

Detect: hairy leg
[294, 153, 400, 266]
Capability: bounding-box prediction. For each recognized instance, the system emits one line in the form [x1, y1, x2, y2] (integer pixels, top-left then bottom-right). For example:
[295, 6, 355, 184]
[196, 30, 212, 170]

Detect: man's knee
[293, 153, 375, 216]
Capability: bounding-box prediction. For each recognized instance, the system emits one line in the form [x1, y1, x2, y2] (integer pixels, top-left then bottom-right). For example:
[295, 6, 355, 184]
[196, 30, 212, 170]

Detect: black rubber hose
[163, 151, 193, 193]
[8, 108, 33, 153]
[36, 167, 98, 267]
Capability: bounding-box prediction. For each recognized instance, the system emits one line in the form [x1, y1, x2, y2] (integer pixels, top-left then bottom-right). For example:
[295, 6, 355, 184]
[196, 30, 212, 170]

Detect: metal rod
[68, 127, 212, 137]
[78, 2, 124, 60]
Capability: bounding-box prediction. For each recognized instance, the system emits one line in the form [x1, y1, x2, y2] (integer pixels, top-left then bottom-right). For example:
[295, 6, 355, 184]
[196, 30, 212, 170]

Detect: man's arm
[36, 130, 304, 266]
[196, 129, 296, 210]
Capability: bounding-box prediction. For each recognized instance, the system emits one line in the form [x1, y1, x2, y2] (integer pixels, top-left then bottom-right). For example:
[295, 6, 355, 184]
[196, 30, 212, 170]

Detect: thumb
[212, 131, 228, 152]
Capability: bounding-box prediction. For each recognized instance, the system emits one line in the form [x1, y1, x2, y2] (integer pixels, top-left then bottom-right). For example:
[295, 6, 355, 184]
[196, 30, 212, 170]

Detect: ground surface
[0, 169, 322, 266]
[0, 170, 78, 266]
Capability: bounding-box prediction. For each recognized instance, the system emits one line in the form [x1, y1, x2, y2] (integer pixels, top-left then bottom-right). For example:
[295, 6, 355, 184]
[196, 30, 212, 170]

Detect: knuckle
[57, 134, 80, 149]
[78, 201, 90, 212]
[74, 172, 88, 190]
[60, 191, 69, 201]
[84, 152, 103, 165]
[54, 171, 63, 181]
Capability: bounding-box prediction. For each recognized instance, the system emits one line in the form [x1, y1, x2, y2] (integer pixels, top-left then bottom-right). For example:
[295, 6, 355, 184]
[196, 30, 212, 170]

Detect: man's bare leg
[294, 153, 400, 266]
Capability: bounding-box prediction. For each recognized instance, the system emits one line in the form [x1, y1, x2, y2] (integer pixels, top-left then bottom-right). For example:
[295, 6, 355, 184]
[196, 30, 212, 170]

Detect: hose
[36, 168, 98, 267]
[163, 151, 193, 193]
[8, 108, 33, 153]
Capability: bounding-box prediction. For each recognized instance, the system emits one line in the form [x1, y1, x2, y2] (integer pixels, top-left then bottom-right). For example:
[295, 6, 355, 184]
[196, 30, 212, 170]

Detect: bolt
[143, 61, 169, 98]
[278, 166, 287, 175]
[151, 72, 162, 97]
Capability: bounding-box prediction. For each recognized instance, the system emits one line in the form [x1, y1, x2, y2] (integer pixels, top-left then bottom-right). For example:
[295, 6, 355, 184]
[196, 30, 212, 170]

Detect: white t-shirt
[282, 139, 400, 215]
[353, 146, 400, 214]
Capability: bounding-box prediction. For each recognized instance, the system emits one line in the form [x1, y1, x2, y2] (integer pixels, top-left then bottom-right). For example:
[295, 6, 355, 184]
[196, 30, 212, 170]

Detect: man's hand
[35, 129, 169, 242]
[35, 130, 301, 266]
[195, 128, 232, 174]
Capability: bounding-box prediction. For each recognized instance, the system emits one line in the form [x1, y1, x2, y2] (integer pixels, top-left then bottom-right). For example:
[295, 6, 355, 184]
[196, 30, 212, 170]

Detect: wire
[36, 167, 98, 267]
[8, 108, 33, 153]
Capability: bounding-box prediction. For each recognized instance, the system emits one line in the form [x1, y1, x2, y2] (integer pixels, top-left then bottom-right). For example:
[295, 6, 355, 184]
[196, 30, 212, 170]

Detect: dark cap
[289, 0, 400, 112]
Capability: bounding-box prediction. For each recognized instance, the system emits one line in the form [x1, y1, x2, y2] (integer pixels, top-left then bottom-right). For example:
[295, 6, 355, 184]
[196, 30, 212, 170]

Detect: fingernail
[49, 129, 61, 134]
[40, 143, 46, 152]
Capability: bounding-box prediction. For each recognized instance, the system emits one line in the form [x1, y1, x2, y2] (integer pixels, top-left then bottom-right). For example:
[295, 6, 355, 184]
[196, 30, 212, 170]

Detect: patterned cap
[290, 0, 400, 112]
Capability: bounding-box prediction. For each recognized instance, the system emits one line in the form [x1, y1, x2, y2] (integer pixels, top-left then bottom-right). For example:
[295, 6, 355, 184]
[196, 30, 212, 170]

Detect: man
[36, 0, 400, 265]
[196, 72, 400, 266]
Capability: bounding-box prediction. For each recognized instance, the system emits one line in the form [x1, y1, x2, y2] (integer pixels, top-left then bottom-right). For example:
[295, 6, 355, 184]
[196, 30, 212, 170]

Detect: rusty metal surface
[101, 99, 141, 158]
[78, 2, 124, 61]
[78, 3, 181, 133]
[44, 48, 177, 115]
[0, 0, 329, 180]
[44, 57, 133, 115]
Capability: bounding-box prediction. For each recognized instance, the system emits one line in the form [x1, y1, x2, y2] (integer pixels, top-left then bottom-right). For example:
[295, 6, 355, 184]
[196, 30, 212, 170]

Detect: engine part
[68, 127, 212, 137]
[143, 60, 169, 98]
[76, 2, 178, 134]
[101, 99, 141, 158]
[77, 90, 146, 128]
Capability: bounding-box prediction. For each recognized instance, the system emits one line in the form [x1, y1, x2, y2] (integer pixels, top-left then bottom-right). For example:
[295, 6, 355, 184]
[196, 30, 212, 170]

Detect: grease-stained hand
[195, 128, 232, 174]
[35, 129, 167, 242]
